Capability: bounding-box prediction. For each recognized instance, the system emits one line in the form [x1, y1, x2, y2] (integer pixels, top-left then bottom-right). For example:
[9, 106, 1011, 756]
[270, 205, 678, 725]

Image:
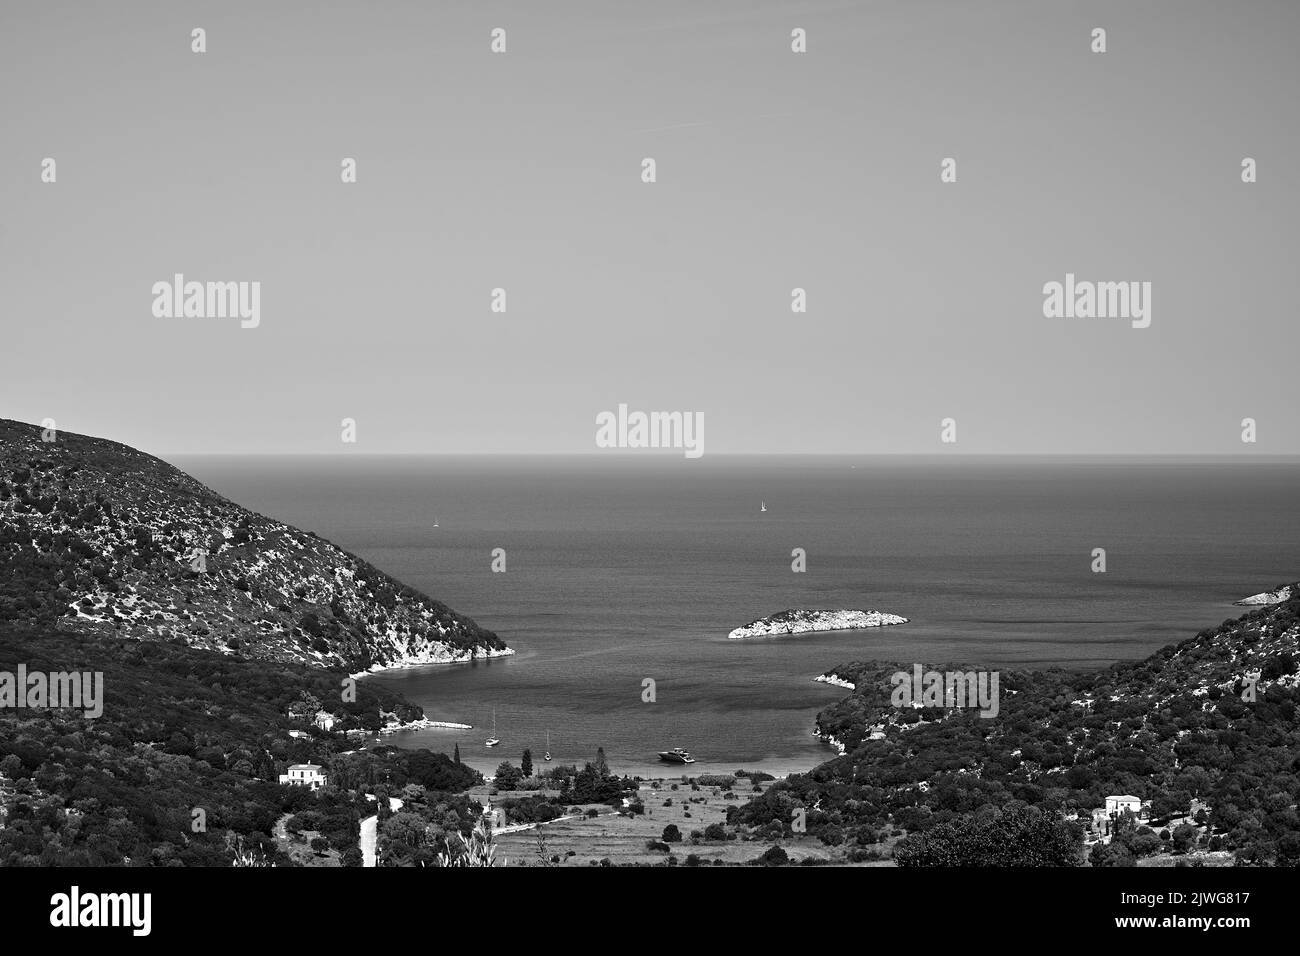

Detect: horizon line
[164, 450, 1300, 459]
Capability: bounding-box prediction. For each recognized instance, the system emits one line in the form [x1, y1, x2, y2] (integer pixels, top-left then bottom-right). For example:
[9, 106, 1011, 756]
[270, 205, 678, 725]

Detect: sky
[2, 0, 1297, 455]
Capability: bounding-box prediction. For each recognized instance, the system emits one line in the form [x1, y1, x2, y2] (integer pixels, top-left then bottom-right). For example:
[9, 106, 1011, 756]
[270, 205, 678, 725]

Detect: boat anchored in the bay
[657, 748, 696, 765]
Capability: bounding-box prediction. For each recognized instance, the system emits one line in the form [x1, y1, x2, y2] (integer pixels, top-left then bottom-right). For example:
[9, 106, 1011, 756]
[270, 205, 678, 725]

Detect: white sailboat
[485, 707, 500, 747]
[760, 501, 767, 513]
[544, 730, 552, 762]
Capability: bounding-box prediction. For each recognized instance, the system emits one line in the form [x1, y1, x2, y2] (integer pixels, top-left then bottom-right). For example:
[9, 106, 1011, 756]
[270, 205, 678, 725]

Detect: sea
[175, 455, 1300, 779]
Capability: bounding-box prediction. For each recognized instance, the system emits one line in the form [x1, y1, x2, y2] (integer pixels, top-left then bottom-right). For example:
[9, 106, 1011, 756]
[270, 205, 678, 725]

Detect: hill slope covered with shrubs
[0, 419, 507, 671]
[732, 588, 1300, 865]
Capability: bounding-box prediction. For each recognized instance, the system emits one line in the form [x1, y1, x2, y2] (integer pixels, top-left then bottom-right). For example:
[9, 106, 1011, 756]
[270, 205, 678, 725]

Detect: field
[477, 777, 848, 867]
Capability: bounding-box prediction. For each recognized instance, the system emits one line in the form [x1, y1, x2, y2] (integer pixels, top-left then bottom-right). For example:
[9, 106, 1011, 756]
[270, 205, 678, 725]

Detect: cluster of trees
[893, 804, 1082, 866]
[559, 750, 637, 805]
[283, 790, 368, 865]
[330, 746, 481, 795]
[489, 746, 636, 808]
[0, 622, 471, 865]
[375, 787, 482, 867]
[1088, 811, 1204, 867]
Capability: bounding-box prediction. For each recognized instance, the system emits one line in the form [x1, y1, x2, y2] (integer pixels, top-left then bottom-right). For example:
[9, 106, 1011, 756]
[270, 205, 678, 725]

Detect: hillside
[0, 420, 508, 671]
[731, 586, 1300, 865]
[0, 623, 481, 866]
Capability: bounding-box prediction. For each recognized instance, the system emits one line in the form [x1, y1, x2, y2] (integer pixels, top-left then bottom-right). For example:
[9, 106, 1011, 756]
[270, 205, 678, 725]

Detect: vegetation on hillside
[0, 623, 478, 866]
[0, 419, 505, 670]
[730, 592, 1300, 866]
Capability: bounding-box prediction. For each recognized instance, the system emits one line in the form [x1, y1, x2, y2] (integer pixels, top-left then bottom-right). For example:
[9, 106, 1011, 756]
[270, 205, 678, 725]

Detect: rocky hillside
[0, 420, 509, 670]
[733, 585, 1300, 864]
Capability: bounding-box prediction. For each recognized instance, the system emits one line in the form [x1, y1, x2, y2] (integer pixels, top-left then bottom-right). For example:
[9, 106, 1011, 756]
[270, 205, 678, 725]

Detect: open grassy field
[478, 777, 847, 867]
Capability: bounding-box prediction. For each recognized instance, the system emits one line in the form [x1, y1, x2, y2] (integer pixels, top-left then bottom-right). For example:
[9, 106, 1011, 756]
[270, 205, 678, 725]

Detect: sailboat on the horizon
[760, 501, 767, 513]
[485, 707, 500, 748]
[544, 730, 552, 762]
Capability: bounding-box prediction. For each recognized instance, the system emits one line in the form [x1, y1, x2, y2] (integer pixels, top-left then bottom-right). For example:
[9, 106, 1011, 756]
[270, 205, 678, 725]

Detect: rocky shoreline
[1235, 584, 1294, 606]
[349, 644, 516, 680]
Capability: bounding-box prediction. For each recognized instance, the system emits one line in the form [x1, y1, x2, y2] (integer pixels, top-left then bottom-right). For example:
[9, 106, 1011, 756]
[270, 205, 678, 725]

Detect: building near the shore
[279, 763, 327, 790]
[1105, 795, 1142, 816]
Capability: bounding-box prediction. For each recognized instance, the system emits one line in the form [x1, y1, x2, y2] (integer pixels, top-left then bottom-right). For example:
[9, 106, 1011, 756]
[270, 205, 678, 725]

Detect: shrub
[758, 845, 789, 866]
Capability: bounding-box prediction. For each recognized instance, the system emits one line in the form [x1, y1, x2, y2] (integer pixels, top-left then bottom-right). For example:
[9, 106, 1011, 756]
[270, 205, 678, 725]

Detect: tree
[594, 747, 609, 777]
[662, 824, 682, 843]
[1090, 840, 1136, 867]
[521, 748, 533, 778]
[493, 762, 522, 792]
[453, 743, 460, 764]
[1151, 790, 1191, 822]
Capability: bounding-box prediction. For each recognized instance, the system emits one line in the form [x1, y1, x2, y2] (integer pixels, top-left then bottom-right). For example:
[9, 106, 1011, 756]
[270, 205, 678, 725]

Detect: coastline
[815, 673, 857, 691]
[349, 644, 515, 680]
[345, 718, 473, 738]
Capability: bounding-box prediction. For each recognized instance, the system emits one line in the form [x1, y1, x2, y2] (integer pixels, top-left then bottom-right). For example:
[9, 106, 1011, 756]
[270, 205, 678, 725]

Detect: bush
[697, 774, 735, 788]
[758, 845, 789, 866]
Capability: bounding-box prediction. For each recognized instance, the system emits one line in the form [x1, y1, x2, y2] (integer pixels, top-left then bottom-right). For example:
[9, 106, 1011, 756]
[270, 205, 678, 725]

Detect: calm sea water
[176, 455, 1300, 778]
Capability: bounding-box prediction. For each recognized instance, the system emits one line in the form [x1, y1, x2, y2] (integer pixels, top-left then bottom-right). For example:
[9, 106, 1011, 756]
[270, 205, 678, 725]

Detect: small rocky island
[727, 608, 908, 640]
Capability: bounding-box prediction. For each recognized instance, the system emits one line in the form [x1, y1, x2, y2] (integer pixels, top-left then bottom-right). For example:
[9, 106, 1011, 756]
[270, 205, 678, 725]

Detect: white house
[1105, 794, 1142, 816]
[314, 711, 336, 732]
[279, 763, 327, 790]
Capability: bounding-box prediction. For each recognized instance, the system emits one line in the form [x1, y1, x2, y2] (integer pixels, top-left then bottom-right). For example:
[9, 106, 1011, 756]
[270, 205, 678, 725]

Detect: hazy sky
[3, 0, 1297, 454]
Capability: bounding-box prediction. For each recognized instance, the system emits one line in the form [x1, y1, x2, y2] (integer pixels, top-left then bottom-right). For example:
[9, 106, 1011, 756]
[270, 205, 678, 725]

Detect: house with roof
[314, 711, 336, 732]
[279, 763, 327, 790]
[1105, 795, 1142, 816]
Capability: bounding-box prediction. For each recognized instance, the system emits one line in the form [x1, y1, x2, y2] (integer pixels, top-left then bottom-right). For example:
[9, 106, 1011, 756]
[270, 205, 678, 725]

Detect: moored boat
[657, 748, 696, 764]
